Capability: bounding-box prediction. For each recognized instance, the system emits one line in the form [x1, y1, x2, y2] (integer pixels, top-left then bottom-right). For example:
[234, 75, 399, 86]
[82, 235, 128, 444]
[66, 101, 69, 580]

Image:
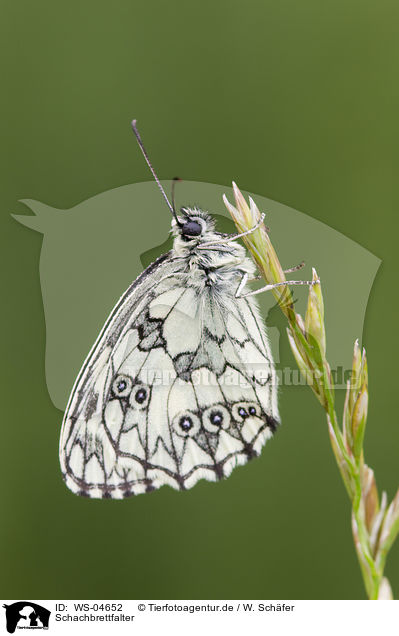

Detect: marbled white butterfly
[59, 121, 306, 499]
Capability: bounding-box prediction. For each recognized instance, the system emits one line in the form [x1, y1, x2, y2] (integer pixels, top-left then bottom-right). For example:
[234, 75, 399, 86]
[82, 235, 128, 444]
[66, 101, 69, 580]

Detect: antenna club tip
[131, 119, 137, 128]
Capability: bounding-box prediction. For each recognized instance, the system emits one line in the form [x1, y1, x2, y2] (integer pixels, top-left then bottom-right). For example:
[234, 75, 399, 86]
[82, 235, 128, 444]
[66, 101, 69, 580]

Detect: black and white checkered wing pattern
[60, 255, 279, 499]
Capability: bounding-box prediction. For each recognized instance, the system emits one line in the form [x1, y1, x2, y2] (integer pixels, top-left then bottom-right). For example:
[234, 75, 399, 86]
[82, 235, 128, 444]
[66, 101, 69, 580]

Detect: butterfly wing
[60, 251, 180, 497]
[60, 255, 279, 499]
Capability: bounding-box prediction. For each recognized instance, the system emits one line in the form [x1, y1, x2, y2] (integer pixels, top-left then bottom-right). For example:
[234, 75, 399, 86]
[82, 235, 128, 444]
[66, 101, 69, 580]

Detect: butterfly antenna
[131, 120, 181, 225]
[171, 177, 182, 217]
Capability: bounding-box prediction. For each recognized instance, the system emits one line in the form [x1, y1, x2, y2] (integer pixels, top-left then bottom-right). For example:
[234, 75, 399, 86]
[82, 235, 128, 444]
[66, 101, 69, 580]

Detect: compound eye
[202, 405, 231, 433]
[182, 220, 203, 237]
[129, 383, 150, 409]
[172, 411, 201, 438]
[112, 375, 133, 398]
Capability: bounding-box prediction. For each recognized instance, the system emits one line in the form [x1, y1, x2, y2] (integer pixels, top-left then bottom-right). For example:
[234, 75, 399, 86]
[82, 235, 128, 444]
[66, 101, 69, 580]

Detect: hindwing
[60, 253, 279, 498]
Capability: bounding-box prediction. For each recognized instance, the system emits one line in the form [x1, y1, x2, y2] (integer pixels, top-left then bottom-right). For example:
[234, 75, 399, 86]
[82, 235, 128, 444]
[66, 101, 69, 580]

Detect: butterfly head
[172, 207, 216, 243]
[171, 206, 249, 270]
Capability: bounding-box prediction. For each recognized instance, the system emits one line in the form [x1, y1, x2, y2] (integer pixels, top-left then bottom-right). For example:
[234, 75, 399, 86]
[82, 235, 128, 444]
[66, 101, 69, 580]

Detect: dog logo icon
[2, 602, 50, 633]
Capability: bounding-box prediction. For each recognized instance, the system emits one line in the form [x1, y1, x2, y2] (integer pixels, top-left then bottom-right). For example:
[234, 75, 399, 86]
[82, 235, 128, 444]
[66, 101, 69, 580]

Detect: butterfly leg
[199, 214, 268, 249]
[235, 272, 268, 296]
[235, 272, 250, 297]
[283, 260, 305, 273]
[225, 213, 267, 242]
[235, 274, 320, 298]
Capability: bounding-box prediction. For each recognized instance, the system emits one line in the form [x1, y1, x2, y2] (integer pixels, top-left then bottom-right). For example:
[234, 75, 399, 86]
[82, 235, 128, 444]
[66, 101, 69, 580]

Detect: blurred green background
[1, 0, 398, 600]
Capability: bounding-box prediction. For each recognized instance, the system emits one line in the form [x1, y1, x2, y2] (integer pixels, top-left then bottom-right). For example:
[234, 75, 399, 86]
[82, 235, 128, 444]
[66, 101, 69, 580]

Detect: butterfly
[59, 121, 281, 499]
